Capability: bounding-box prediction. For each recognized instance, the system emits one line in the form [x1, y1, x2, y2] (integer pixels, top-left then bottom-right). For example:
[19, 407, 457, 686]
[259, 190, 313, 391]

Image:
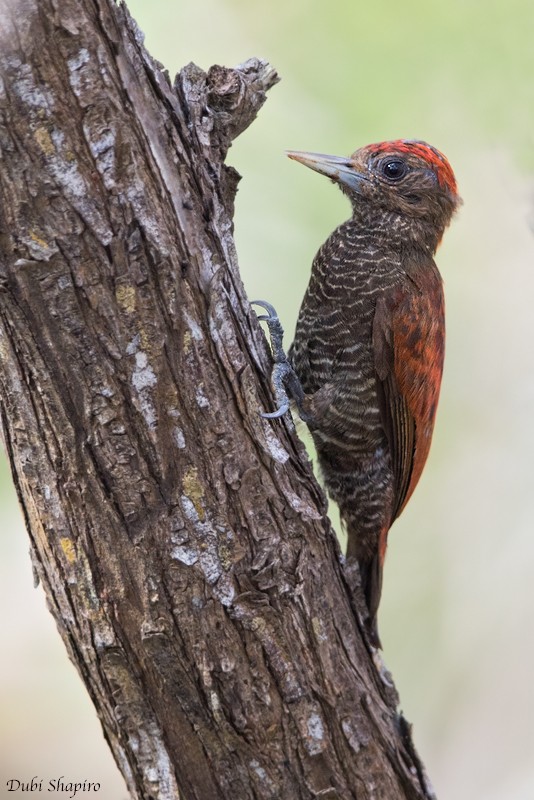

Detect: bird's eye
[380, 159, 407, 181]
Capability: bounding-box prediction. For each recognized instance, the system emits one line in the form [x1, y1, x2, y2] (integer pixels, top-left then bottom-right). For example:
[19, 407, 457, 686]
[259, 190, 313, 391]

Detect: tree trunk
[0, 1, 436, 798]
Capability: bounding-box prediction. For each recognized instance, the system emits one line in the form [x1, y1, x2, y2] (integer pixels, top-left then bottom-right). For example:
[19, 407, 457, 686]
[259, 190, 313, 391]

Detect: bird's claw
[252, 300, 304, 419]
[252, 300, 287, 365]
[251, 299, 278, 322]
[261, 403, 290, 420]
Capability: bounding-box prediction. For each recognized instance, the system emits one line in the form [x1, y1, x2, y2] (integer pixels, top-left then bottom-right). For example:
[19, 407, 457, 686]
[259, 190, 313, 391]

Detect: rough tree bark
[0, 1, 436, 799]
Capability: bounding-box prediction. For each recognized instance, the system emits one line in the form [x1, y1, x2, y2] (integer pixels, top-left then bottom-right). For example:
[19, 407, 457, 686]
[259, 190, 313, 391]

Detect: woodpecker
[255, 140, 460, 646]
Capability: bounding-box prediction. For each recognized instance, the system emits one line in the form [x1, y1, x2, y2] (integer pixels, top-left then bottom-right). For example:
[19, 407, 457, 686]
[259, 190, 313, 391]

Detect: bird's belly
[313, 423, 394, 561]
[308, 365, 385, 456]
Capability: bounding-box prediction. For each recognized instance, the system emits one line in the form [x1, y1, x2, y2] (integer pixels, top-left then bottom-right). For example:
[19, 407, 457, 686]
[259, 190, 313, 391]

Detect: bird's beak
[286, 150, 367, 194]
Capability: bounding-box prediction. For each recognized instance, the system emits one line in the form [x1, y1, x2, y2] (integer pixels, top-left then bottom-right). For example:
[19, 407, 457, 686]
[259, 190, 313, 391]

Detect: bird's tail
[346, 524, 389, 649]
[356, 552, 383, 648]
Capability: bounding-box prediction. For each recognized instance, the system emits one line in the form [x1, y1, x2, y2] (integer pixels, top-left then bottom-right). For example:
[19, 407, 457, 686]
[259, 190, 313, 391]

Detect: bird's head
[287, 139, 461, 251]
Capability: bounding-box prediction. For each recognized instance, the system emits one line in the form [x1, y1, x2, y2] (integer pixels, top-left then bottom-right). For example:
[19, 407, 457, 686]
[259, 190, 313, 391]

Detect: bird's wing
[373, 270, 445, 522]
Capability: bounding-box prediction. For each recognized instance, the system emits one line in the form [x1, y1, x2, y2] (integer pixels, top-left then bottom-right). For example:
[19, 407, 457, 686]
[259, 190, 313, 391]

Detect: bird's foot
[252, 300, 305, 419]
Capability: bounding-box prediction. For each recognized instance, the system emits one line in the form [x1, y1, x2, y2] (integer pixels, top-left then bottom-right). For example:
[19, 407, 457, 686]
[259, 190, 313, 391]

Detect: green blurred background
[2, 0, 534, 797]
